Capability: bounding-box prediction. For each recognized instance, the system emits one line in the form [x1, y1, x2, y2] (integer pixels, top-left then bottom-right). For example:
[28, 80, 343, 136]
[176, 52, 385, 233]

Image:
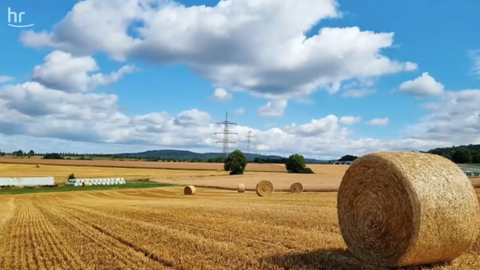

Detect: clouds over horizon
[1, 0, 478, 158]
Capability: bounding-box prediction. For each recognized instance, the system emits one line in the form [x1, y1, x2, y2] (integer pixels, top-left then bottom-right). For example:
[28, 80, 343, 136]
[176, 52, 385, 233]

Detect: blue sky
[0, 0, 479, 159]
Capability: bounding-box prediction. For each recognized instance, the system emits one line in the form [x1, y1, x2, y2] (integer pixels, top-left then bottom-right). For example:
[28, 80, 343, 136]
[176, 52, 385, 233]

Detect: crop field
[0, 163, 230, 184]
[0, 187, 479, 270]
[0, 157, 290, 172]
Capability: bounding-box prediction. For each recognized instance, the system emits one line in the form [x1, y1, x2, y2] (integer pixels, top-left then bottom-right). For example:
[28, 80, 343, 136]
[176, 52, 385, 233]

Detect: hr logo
[7, 7, 34, 28]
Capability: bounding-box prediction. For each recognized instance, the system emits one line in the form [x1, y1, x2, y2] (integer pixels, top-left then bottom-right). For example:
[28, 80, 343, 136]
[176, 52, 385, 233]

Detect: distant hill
[116, 149, 327, 163]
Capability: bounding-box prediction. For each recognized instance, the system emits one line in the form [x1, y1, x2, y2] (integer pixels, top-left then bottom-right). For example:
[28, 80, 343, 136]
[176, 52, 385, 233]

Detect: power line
[214, 111, 237, 158]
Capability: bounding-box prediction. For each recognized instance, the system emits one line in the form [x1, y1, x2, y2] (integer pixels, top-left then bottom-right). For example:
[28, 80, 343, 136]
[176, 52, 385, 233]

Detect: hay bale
[290, 182, 303, 193]
[184, 185, 196, 195]
[255, 180, 274, 197]
[237, 183, 245, 193]
[36, 164, 41, 168]
[337, 151, 480, 268]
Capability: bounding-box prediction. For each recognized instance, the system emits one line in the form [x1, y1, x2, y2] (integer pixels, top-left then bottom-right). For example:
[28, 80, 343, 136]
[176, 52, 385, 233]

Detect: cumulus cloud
[0, 76, 14, 83]
[32, 50, 136, 93]
[284, 115, 346, 137]
[406, 89, 480, 143]
[0, 76, 467, 159]
[258, 100, 287, 117]
[234, 108, 244, 115]
[210, 88, 232, 101]
[339, 116, 361, 125]
[399, 72, 444, 97]
[21, 0, 416, 100]
[366, 118, 389, 125]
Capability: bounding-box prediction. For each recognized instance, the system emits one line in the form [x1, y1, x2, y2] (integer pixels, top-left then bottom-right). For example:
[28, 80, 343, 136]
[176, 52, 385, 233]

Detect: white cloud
[284, 115, 346, 137]
[0, 76, 14, 83]
[21, 0, 416, 100]
[342, 89, 376, 98]
[211, 88, 232, 101]
[0, 76, 466, 159]
[339, 116, 361, 125]
[234, 108, 244, 115]
[469, 50, 480, 78]
[258, 100, 287, 117]
[173, 109, 211, 127]
[399, 72, 444, 97]
[32, 50, 136, 93]
[405, 90, 480, 143]
[366, 118, 389, 125]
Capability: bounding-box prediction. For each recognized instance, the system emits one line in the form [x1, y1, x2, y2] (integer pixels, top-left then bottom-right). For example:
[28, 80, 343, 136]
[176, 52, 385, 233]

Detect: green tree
[27, 150, 34, 158]
[285, 154, 306, 173]
[224, 150, 247, 175]
[472, 152, 480, 164]
[451, 148, 472, 163]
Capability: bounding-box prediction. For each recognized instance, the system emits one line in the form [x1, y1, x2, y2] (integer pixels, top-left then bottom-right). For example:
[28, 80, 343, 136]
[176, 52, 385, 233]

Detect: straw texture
[290, 182, 303, 193]
[184, 185, 196, 195]
[337, 151, 480, 268]
[35, 164, 41, 168]
[237, 183, 245, 193]
[256, 181, 274, 197]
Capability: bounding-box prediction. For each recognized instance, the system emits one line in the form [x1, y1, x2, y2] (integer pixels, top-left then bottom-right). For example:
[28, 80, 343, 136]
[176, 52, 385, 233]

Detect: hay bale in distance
[237, 183, 245, 193]
[255, 181, 274, 197]
[184, 185, 196, 195]
[337, 151, 480, 268]
[83, 182, 92, 187]
[35, 164, 41, 168]
[290, 182, 303, 193]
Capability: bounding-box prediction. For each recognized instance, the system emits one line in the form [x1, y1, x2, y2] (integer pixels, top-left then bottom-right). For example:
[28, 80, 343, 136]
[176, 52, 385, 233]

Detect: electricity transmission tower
[246, 130, 254, 154]
[214, 111, 237, 158]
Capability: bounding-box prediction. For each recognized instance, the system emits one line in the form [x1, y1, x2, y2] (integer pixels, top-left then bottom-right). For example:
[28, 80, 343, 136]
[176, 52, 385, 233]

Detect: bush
[68, 173, 75, 180]
[224, 150, 247, 175]
[299, 167, 314, 174]
[285, 154, 307, 173]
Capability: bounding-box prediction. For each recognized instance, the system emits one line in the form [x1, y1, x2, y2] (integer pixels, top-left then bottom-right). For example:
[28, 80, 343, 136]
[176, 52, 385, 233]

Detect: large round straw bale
[256, 180, 274, 197]
[36, 164, 41, 168]
[337, 151, 480, 268]
[290, 182, 303, 193]
[184, 185, 196, 195]
[237, 183, 245, 193]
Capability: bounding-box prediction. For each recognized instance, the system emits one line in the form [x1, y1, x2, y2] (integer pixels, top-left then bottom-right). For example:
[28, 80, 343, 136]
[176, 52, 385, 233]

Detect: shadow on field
[262, 248, 451, 270]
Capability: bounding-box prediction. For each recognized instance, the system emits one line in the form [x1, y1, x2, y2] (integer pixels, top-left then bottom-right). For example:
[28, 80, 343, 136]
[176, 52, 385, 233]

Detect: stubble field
[0, 187, 480, 270]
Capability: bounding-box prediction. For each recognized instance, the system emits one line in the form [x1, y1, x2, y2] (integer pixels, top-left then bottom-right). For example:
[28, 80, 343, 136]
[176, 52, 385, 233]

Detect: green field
[0, 180, 177, 195]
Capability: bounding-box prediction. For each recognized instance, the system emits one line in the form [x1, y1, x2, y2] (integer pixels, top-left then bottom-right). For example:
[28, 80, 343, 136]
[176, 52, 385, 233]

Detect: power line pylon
[246, 130, 254, 154]
[214, 111, 237, 158]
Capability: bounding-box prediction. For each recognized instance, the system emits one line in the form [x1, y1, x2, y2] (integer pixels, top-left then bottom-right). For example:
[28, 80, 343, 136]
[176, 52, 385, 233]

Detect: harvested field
[156, 172, 342, 192]
[0, 157, 351, 173]
[0, 164, 229, 184]
[0, 187, 479, 269]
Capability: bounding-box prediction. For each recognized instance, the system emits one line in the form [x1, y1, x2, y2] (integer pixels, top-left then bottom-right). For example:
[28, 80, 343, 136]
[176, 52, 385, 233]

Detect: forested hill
[426, 144, 480, 163]
[115, 150, 326, 163]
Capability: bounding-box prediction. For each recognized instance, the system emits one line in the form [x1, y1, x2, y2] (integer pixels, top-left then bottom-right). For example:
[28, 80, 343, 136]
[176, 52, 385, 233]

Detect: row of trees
[427, 144, 480, 164]
[223, 150, 314, 175]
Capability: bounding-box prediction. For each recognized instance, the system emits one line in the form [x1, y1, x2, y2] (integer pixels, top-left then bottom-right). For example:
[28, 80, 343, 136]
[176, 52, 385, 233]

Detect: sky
[0, 0, 479, 159]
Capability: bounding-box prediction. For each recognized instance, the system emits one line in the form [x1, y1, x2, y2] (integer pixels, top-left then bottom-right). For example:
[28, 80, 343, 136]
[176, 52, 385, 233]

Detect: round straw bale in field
[237, 183, 245, 193]
[256, 181, 274, 197]
[337, 151, 480, 268]
[290, 182, 303, 193]
[35, 164, 41, 168]
[184, 185, 196, 195]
